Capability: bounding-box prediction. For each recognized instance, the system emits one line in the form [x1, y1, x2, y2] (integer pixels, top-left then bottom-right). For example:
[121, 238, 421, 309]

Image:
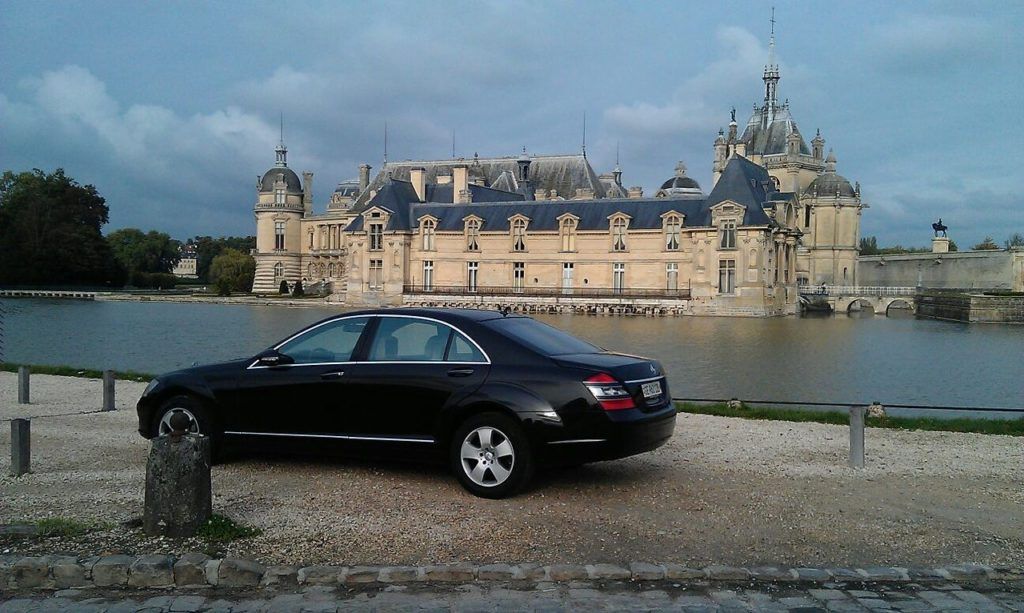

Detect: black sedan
[137, 308, 676, 498]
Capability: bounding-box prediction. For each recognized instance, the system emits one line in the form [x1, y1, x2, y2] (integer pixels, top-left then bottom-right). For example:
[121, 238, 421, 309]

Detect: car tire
[152, 394, 223, 464]
[450, 412, 533, 499]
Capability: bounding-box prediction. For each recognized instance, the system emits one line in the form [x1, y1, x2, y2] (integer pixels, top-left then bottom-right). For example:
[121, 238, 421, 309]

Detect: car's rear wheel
[152, 395, 222, 463]
[450, 412, 533, 499]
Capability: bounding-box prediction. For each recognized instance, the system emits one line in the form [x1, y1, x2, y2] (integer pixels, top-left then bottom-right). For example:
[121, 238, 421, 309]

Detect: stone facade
[858, 249, 1024, 292]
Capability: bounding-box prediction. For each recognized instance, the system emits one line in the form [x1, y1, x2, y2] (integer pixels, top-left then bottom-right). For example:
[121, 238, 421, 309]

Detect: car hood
[158, 357, 251, 381]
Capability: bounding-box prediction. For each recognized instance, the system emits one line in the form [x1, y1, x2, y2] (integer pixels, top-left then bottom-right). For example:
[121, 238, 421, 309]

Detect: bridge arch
[885, 298, 914, 316]
[845, 298, 875, 314]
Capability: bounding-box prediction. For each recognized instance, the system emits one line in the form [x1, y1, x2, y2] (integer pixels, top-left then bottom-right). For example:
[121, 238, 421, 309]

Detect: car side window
[447, 331, 486, 363]
[368, 317, 452, 362]
[278, 317, 370, 364]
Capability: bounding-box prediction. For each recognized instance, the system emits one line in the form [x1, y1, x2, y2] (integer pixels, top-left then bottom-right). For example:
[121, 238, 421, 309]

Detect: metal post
[849, 405, 866, 469]
[102, 370, 116, 411]
[11, 418, 30, 477]
[18, 366, 29, 404]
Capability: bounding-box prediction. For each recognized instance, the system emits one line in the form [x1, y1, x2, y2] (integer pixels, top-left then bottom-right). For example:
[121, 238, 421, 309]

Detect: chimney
[735, 141, 747, 157]
[302, 171, 313, 217]
[358, 163, 371, 192]
[453, 164, 469, 204]
[628, 186, 644, 199]
[534, 188, 547, 201]
[410, 167, 426, 202]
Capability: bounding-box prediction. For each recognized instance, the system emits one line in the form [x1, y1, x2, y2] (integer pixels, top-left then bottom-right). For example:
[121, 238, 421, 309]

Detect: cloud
[865, 15, 1002, 76]
[1, 65, 278, 237]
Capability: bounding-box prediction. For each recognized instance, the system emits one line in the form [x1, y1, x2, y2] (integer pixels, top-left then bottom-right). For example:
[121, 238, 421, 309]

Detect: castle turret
[252, 135, 306, 294]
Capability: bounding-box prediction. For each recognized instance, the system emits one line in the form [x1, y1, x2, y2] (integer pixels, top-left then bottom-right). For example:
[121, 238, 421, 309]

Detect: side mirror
[256, 350, 294, 367]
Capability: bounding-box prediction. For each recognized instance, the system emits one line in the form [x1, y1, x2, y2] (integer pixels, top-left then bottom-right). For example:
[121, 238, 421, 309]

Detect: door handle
[320, 371, 345, 380]
[447, 368, 475, 377]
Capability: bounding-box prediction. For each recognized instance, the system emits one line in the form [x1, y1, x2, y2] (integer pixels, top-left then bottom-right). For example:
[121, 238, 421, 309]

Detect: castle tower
[800, 150, 865, 285]
[252, 132, 308, 294]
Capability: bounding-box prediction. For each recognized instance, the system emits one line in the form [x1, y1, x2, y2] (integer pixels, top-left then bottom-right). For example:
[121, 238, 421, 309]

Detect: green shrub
[279, 280, 289, 294]
[196, 514, 261, 543]
[291, 279, 304, 297]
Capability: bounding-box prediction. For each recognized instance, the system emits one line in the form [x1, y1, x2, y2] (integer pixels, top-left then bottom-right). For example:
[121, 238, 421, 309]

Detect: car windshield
[483, 317, 602, 356]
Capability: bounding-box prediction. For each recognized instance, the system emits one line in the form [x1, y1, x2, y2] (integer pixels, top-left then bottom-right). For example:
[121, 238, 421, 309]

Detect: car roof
[328, 307, 519, 324]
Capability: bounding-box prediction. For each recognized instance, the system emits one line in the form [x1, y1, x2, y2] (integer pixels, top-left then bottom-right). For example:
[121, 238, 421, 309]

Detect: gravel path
[1, 372, 1022, 568]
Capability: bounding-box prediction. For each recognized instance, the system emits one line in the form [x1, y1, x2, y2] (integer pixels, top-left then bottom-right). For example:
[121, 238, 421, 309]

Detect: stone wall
[858, 249, 1023, 292]
[917, 291, 1024, 323]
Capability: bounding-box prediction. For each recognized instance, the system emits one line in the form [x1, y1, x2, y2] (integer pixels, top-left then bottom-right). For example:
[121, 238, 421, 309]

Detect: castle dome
[259, 167, 303, 194]
[658, 161, 703, 199]
[804, 151, 856, 197]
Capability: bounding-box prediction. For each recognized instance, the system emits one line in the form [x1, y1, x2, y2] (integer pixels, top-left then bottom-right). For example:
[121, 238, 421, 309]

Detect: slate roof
[346, 157, 784, 233]
[351, 153, 606, 208]
[259, 167, 303, 194]
[739, 104, 811, 156]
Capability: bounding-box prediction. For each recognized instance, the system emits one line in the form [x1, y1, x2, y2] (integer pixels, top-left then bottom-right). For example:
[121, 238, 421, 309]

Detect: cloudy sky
[2, 0, 1021, 247]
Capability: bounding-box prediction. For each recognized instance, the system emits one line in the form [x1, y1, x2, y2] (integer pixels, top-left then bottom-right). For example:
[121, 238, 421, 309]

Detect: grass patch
[0, 362, 155, 382]
[677, 402, 1024, 436]
[196, 514, 261, 544]
[15, 517, 113, 538]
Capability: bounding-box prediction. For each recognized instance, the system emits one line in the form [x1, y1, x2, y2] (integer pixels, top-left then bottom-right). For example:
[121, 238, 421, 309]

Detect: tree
[948, 240, 958, 252]
[973, 236, 1000, 251]
[1006, 233, 1024, 249]
[189, 235, 256, 282]
[0, 168, 116, 285]
[858, 236, 880, 255]
[291, 279, 305, 297]
[106, 228, 180, 280]
[208, 248, 255, 293]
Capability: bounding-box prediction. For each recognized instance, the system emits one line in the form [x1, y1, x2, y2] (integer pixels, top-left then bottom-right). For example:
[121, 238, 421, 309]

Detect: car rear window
[483, 317, 601, 356]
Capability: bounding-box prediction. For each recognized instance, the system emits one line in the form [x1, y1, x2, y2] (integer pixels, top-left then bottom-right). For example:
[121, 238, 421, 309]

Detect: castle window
[560, 217, 577, 252]
[273, 262, 284, 279]
[664, 215, 681, 251]
[513, 262, 525, 292]
[613, 263, 625, 293]
[465, 219, 480, 252]
[308, 232, 314, 249]
[274, 188, 285, 205]
[720, 220, 736, 249]
[611, 217, 628, 252]
[666, 263, 679, 291]
[369, 223, 383, 251]
[422, 260, 433, 291]
[308, 263, 314, 278]
[467, 261, 479, 292]
[804, 204, 811, 228]
[421, 219, 436, 251]
[368, 259, 383, 290]
[511, 218, 527, 252]
[274, 221, 286, 250]
[718, 259, 736, 294]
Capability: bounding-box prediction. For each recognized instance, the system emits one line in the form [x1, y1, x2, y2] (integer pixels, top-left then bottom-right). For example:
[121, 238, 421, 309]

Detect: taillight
[584, 373, 635, 411]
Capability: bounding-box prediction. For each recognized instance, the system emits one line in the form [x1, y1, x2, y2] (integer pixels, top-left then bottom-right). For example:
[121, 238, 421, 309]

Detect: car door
[225, 316, 372, 436]
[344, 315, 489, 439]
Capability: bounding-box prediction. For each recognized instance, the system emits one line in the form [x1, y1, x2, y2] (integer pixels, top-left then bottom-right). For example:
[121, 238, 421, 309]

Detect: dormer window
[560, 217, 577, 252]
[664, 215, 682, 251]
[465, 218, 480, 252]
[611, 216, 628, 252]
[720, 220, 737, 249]
[274, 188, 285, 205]
[421, 218, 436, 251]
[511, 218, 527, 252]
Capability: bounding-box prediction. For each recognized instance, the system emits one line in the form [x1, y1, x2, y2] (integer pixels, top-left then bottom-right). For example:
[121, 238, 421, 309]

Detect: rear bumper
[537, 408, 677, 465]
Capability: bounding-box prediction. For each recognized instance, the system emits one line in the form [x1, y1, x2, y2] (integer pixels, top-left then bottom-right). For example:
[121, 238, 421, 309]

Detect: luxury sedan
[137, 308, 676, 498]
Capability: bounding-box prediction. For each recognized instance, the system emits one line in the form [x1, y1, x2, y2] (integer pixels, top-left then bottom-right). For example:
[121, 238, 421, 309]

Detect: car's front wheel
[450, 412, 533, 499]
[152, 395, 222, 463]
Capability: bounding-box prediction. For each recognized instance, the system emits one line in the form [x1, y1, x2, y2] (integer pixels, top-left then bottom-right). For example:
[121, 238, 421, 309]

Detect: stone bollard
[143, 414, 212, 537]
[849, 406, 866, 469]
[10, 418, 30, 476]
[18, 366, 30, 404]
[102, 370, 116, 411]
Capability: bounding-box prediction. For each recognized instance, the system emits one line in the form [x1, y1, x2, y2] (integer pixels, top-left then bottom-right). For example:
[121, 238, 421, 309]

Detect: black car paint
[137, 308, 675, 464]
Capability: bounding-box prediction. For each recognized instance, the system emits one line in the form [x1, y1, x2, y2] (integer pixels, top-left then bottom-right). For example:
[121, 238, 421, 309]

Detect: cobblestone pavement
[3, 581, 1023, 612]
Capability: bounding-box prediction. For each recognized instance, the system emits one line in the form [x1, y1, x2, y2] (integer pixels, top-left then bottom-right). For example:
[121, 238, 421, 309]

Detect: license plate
[641, 381, 662, 399]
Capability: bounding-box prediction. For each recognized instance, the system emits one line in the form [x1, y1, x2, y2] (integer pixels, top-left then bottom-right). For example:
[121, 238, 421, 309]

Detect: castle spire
[274, 112, 287, 167]
[763, 7, 780, 111]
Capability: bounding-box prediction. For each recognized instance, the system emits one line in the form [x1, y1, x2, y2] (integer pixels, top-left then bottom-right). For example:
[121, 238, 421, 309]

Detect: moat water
[3, 298, 1022, 418]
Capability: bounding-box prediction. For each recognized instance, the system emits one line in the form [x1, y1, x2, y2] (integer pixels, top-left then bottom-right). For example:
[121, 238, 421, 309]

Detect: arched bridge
[800, 286, 917, 316]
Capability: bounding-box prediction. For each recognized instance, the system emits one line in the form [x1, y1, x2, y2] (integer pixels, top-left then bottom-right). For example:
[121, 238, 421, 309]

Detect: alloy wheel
[459, 426, 515, 487]
[158, 407, 200, 436]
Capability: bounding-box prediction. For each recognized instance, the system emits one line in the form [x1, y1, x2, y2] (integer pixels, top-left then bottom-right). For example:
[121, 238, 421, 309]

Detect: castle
[251, 33, 864, 316]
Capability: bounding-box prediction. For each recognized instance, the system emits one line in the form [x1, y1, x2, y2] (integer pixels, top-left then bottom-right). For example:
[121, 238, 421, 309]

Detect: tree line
[0, 168, 255, 291]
